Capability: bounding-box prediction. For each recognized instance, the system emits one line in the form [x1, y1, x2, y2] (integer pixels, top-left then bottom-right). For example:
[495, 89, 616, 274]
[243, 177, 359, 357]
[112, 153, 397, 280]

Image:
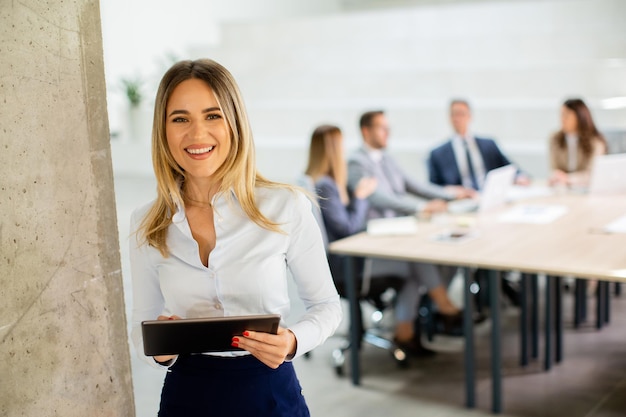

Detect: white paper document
[498, 204, 568, 224]
[366, 216, 418, 236]
[506, 185, 554, 202]
[603, 214, 626, 234]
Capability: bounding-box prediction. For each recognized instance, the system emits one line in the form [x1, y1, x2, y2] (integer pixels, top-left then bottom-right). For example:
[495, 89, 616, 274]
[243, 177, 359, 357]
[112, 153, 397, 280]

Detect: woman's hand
[152, 315, 182, 364]
[354, 177, 378, 200]
[549, 169, 569, 186]
[232, 326, 297, 369]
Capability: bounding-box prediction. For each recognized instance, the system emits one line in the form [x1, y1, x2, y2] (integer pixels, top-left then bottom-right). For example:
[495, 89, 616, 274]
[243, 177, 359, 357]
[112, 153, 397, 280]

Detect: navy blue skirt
[158, 354, 310, 417]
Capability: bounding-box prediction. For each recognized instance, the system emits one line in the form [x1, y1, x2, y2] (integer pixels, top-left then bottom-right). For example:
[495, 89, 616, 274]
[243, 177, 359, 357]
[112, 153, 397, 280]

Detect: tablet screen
[141, 314, 281, 356]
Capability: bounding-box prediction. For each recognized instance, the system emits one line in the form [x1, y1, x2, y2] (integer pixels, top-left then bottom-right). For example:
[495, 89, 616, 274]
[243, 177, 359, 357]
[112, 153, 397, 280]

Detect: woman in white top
[129, 59, 341, 417]
[549, 98, 607, 188]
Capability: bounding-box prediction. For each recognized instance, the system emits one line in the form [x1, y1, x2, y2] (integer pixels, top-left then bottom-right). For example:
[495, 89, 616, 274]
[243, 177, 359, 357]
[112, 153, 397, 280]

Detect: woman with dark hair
[130, 59, 341, 416]
[549, 98, 607, 188]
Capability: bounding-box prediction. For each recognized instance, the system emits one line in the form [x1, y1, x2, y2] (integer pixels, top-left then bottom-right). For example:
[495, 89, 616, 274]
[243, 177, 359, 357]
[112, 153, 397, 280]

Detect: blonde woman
[129, 59, 341, 416]
[549, 98, 607, 188]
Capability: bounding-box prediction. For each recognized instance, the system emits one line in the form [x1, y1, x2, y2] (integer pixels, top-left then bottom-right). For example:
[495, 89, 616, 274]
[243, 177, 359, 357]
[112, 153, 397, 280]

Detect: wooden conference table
[328, 191, 626, 413]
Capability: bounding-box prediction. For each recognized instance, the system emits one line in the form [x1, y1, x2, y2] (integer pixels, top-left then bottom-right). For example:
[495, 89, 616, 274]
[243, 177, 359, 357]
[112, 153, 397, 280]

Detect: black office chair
[295, 175, 414, 373]
[330, 256, 410, 375]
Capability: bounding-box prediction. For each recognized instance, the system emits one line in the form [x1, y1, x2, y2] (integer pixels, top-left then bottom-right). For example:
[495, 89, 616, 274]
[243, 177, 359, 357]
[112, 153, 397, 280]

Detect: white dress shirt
[129, 186, 342, 368]
[451, 134, 487, 190]
[364, 145, 384, 164]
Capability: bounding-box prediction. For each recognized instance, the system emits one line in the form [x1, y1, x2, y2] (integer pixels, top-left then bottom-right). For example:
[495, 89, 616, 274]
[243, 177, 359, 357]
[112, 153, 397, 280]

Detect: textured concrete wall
[0, 1, 135, 416]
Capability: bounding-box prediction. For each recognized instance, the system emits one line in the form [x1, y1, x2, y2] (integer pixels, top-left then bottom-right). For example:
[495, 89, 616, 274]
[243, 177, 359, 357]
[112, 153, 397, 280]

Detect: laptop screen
[478, 164, 517, 212]
[588, 153, 626, 195]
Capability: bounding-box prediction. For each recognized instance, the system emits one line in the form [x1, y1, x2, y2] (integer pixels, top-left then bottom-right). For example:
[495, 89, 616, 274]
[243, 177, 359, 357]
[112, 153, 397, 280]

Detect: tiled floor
[114, 175, 626, 417]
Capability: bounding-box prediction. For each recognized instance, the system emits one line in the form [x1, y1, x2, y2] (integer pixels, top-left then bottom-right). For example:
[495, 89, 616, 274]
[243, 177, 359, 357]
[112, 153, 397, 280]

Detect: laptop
[448, 165, 517, 213]
[478, 164, 517, 212]
[588, 153, 626, 195]
[447, 164, 517, 213]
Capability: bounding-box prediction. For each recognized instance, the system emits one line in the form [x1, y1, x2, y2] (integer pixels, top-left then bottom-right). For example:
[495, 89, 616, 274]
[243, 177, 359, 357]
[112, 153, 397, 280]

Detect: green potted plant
[120, 76, 148, 141]
[121, 77, 143, 108]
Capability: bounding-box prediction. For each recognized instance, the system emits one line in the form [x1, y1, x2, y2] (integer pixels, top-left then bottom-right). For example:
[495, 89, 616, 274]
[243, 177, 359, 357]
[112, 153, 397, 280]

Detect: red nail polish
[243, 331, 250, 337]
[231, 341, 239, 348]
[232, 337, 239, 343]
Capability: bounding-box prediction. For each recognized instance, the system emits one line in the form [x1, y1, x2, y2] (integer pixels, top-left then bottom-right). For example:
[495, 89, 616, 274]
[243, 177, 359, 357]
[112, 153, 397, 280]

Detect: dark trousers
[159, 354, 310, 417]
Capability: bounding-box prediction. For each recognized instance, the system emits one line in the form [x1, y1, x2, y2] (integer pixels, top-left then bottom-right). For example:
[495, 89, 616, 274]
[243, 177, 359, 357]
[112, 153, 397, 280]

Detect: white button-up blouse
[129, 186, 342, 368]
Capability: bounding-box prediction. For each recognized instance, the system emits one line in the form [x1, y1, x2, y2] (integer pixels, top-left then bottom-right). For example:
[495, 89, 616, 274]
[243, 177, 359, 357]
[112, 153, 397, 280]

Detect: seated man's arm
[348, 156, 422, 215]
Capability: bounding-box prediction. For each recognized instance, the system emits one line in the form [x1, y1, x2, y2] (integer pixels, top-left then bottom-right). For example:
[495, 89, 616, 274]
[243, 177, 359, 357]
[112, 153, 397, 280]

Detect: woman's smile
[166, 78, 231, 179]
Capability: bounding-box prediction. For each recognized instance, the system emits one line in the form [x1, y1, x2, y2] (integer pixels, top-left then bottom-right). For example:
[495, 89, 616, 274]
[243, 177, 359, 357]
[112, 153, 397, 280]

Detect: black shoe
[393, 337, 437, 357]
[434, 312, 463, 336]
[434, 311, 487, 336]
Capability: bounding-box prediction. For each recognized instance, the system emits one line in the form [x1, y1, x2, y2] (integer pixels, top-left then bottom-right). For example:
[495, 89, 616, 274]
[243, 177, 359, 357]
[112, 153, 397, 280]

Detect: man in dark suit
[428, 99, 527, 307]
[428, 99, 530, 189]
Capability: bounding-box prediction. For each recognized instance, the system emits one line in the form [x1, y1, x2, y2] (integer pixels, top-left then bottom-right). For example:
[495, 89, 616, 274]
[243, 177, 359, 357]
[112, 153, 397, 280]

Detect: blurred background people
[347, 112, 479, 341]
[349, 110, 473, 218]
[548, 98, 608, 189]
[306, 124, 440, 355]
[428, 99, 530, 190]
[308, 123, 472, 354]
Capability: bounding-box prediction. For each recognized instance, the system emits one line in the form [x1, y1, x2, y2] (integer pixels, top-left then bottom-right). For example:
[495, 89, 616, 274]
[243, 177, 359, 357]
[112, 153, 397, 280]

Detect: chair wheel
[392, 348, 410, 368]
[331, 348, 346, 376]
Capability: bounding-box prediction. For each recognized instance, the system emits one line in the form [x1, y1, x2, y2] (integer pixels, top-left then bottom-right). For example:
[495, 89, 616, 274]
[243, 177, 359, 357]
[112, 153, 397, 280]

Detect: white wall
[100, 0, 341, 141]
[102, 0, 626, 183]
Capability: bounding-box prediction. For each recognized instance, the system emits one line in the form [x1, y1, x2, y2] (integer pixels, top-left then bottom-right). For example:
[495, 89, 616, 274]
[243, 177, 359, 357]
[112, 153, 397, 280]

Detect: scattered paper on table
[367, 216, 418, 236]
[604, 214, 626, 234]
[498, 204, 568, 224]
[506, 185, 554, 202]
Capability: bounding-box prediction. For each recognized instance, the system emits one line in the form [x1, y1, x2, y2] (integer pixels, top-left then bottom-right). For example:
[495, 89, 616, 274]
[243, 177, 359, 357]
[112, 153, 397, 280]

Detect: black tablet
[141, 314, 281, 356]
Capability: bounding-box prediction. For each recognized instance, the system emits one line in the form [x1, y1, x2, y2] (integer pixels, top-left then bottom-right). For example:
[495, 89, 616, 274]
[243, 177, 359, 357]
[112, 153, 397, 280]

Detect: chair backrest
[603, 129, 626, 155]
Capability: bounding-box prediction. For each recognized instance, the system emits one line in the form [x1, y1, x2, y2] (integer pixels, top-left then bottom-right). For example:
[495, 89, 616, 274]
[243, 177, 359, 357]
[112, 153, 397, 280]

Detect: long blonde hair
[139, 59, 285, 256]
[305, 125, 349, 205]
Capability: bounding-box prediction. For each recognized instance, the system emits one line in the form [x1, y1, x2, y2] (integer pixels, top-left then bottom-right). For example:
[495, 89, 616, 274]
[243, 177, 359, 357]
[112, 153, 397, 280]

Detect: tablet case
[141, 314, 281, 356]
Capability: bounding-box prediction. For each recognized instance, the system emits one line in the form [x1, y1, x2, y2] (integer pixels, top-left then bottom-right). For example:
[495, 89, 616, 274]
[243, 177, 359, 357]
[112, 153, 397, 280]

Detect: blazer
[315, 176, 369, 244]
[315, 175, 369, 282]
[428, 137, 514, 187]
[549, 134, 606, 173]
[548, 134, 607, 187]
[348, 147, 453, 219]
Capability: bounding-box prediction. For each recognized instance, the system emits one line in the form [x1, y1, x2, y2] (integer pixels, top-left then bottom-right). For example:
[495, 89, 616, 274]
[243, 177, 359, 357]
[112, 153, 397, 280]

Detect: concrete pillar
[0, 1, 135, 416]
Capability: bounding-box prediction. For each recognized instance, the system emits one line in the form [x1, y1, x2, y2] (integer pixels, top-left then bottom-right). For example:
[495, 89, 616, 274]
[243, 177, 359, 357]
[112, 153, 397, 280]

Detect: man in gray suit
[348, 110, 473, 218]
[348, 110, 474, 349]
